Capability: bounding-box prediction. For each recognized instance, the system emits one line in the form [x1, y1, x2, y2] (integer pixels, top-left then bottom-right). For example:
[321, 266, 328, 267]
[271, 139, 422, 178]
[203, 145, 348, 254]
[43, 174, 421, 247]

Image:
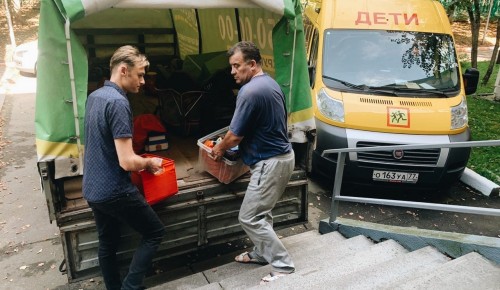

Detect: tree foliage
[481, 19, 500, 84]
[3, 0, 16, 47]
[446, 0, 482, 68]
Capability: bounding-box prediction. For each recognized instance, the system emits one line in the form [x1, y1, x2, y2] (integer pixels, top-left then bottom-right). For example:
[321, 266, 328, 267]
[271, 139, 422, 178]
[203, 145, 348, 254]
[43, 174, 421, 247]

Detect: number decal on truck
[218, 15, 235, 42]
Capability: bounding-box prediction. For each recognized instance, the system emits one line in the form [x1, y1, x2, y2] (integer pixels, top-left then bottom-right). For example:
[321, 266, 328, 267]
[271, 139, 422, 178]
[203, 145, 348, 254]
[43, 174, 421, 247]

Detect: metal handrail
[321, 140, 500, 223]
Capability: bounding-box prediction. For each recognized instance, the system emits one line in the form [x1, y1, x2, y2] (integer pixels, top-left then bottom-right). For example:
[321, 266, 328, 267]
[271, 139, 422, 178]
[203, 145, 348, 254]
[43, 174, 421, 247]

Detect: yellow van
[304, 0, 479, 190]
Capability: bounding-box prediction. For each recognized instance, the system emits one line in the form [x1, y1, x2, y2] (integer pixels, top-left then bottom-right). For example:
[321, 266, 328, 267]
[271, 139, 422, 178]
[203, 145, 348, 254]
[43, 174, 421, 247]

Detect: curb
[320, 217, 500, 264]
[0, 62, 15, 112]
[0, 88, 4, 112]
[461, 168, 500, 197]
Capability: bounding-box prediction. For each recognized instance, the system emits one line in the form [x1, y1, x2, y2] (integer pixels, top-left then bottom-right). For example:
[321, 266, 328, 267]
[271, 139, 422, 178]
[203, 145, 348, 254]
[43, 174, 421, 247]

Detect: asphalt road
[0, 66, 499, 289]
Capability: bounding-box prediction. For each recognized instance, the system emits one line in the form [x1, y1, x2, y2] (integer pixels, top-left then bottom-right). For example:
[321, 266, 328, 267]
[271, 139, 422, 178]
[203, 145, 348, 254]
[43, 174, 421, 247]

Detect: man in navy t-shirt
[83, 45, 165, 290]
[211, 41, 295, 284]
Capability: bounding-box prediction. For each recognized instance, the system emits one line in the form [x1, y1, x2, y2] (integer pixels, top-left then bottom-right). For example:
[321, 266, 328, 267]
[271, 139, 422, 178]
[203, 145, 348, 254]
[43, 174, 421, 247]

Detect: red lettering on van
[404, 13, 419, 25]
[355, 12, 419, 26]
[355, 12, 372, 25]
[388, 13, 402, 24]
[373, 13, 387, 24]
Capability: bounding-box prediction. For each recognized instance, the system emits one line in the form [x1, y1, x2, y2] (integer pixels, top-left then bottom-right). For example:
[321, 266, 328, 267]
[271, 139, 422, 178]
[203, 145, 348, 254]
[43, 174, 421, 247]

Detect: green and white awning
[62, 0, 295, 21]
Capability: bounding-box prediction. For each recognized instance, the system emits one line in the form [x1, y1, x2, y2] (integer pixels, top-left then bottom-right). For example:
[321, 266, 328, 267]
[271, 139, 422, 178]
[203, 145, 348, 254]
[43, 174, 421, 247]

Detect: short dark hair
[227, 41, 262, 65]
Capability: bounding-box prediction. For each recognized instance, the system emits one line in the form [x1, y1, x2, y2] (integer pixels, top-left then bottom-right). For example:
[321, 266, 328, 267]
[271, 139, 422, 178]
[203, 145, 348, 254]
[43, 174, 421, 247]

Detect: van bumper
[312, 119, 471, 190]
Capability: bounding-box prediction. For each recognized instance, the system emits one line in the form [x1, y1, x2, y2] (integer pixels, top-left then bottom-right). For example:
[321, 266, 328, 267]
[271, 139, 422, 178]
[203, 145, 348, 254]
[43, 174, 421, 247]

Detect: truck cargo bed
[39, 134, 308, 282]
[50, 133, 250, 219]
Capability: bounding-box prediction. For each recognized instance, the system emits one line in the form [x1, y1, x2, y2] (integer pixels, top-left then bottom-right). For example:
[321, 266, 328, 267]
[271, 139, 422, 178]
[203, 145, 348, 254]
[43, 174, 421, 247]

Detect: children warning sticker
[387, 107, 410, 128]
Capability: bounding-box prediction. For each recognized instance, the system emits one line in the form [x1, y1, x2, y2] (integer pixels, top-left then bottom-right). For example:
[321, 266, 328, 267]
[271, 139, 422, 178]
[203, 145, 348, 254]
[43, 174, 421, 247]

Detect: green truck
[36, 0, 314, 282]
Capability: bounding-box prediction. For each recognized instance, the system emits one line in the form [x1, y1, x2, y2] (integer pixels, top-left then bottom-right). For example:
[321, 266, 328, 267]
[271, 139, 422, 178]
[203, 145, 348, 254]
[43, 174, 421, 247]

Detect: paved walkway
[0, 61, 37, 113]
[456, 46, 496, 61]
[0, 62, 8, 111]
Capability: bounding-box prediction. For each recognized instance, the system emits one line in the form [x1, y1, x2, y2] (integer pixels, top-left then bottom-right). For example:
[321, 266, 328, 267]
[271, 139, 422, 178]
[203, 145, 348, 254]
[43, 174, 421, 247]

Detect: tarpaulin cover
[182, 51, 230, 86]
[35, 0, 314, 177]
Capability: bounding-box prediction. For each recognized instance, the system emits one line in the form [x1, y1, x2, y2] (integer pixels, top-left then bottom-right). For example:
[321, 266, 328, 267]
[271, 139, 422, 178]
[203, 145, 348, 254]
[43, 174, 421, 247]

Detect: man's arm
[211, 130, 243, 161]
[114, 138, 162, 172]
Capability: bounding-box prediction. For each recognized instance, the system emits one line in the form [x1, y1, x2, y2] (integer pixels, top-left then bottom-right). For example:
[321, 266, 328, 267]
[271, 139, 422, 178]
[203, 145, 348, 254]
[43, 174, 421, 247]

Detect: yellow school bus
[304, 0, 479, 190]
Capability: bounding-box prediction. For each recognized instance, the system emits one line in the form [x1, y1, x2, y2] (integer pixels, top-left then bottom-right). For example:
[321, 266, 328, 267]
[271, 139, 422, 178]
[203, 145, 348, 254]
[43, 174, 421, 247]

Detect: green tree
[446, 0, 482, 68]
[481, 19, 500, 85]
[3, 0, 16, 48]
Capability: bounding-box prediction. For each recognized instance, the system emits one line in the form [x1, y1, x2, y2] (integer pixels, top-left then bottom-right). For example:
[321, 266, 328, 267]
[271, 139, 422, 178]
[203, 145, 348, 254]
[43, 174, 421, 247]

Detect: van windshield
[322, 29, 460, 96]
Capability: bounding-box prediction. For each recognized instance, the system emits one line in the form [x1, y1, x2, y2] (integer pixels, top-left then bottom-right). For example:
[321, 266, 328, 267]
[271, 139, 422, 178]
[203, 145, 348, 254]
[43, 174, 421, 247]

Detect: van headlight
[450, 96, 468, 129]
[317, 88, 344, 122]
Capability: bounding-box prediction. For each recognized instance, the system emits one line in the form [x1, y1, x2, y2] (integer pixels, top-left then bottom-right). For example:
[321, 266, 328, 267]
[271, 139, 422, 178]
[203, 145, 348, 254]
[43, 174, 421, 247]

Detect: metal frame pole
[329, 152, 346, 223]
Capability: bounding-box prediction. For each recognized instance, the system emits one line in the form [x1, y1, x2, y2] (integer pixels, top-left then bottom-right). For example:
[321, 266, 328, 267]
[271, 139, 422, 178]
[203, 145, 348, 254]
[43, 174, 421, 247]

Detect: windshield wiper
[322, 76, 365, 90]
[322, 76, 399, 96]
[369, 85, 450, 98]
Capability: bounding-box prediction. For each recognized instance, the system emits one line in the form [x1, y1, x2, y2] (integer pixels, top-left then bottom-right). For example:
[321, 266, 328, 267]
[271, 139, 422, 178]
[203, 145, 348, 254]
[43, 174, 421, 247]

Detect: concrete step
[203, 232, 346, 283]
[279, 229, 321, 244]
[182, 281, 222, 290]
[148, 272, 207, 290]
[289, 246, 450, 290]
[248, 242, 500, 290]
[396, 251, 500, 290]
[201, 231, 346, 284]
[279, 230, 345, 258]
[247, 239, 408, 290]
[149, 229, 500, 290]
[145, 266, 197, 290]
[149, 230, 334, 290]
[218, 234, 375, 289]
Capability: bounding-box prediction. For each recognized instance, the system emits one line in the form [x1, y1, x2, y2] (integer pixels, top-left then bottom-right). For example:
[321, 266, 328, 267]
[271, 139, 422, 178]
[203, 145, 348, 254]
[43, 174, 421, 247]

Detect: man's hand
[146, 157, 163, 175]
[210, 130, 243, 162]
[210, 148, 224, 162]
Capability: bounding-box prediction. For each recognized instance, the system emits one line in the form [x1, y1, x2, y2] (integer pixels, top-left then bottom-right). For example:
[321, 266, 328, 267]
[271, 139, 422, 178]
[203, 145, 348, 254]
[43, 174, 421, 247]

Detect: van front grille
[356, 141, 440, 166]
[358, 98, 433, 107]
[399, 100, 432, 107]
[359, 98, 393, 105]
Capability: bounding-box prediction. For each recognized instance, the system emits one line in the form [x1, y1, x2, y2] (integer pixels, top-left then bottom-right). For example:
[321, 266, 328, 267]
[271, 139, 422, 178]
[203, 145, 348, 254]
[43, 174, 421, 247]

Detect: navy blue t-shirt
[82, 81, 137, 202]
[229, 74, 292, 165]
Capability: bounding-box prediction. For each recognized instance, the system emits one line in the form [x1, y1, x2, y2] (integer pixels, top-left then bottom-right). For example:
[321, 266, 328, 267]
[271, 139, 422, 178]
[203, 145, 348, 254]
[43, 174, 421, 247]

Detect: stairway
[148, 229, 500, 290]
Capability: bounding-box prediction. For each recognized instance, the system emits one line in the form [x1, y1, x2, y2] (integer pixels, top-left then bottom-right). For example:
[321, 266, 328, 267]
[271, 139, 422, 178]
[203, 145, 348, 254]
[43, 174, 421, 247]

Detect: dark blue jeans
[88, 191, 166, 290]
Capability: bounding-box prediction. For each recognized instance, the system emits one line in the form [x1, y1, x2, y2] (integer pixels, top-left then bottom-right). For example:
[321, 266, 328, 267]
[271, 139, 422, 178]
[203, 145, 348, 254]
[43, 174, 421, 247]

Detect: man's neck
[252, 69, 264, 79]
[109, 75, 126, 93]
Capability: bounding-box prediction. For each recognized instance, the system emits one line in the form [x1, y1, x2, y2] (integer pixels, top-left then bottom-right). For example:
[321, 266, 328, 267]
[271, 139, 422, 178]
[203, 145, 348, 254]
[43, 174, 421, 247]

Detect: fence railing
[321, 140, 500, 224]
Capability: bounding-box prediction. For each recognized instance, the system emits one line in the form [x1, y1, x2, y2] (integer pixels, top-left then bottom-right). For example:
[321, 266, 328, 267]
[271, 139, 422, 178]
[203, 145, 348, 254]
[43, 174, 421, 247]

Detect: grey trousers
[238, 150, 295, 273]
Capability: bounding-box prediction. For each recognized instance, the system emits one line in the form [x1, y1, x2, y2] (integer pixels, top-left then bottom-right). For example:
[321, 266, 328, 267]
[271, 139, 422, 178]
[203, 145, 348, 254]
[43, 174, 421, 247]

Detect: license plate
[372, 170, 419, 183]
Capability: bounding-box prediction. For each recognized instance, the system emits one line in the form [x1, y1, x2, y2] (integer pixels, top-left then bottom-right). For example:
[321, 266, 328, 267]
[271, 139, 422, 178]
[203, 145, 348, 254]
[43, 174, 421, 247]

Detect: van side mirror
[462, 68, 479, 95]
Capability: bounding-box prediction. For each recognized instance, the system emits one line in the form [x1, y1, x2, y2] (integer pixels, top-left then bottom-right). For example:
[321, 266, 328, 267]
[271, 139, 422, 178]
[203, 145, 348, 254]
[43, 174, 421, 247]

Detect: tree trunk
[467, 0, 481, 68]
[3, 0, 17, 49]
[481, 19, 500, 84]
